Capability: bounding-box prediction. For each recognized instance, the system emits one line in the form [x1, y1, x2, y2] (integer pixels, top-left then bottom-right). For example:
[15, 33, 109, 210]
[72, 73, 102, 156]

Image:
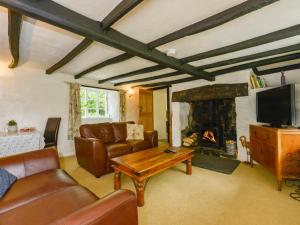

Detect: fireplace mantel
[172, 83, 248, 102]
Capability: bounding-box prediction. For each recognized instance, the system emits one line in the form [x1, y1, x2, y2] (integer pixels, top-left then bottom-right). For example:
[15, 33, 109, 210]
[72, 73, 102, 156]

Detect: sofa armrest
[144, 130, 158, 148]
[51, 190, 138, 225]
[0, 147, 59, 179]
[74, 137, 107, 177]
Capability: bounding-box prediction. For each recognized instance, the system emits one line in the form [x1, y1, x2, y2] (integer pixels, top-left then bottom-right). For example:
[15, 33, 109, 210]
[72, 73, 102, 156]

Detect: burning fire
[202, 130, 217, 143]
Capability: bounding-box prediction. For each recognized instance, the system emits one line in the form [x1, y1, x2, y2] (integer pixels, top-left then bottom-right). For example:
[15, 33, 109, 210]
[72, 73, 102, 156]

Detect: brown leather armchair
[75, 122, 158, 177]
[0, 148, 138, 225]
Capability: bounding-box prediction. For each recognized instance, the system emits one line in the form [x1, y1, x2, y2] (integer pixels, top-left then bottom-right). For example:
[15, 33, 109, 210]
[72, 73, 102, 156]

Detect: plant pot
[7, 125, 17, 133]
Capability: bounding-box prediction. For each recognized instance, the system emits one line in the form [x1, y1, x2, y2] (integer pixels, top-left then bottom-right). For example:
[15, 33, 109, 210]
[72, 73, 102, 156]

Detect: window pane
[80, 88, 108, 119]
[99, 109, 105, 117]
[98, 91, 106, 117]
[87, 108, 97, 117]
[87, 91, 97, 109]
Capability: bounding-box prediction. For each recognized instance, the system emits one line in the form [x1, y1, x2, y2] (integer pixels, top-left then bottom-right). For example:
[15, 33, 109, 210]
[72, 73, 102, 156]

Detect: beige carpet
[61, 156, 300, 225]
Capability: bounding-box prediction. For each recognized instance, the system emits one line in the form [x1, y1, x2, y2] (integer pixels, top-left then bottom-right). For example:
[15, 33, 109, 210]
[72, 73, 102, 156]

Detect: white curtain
[68, 83, 81, 140]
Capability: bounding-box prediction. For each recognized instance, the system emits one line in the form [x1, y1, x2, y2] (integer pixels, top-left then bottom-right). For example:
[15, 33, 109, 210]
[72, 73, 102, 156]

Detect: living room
[1, 1, 300, 225]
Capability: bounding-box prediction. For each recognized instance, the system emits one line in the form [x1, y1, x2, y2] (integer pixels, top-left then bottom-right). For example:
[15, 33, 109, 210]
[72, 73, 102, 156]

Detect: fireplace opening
[199, 127, 222, 148]
[181, 98, 237, 152]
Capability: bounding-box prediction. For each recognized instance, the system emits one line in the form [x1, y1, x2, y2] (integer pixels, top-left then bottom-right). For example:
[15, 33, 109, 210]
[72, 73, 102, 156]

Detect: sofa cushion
[96, 123, 115, 143]
[106, 143, 132, 159]
[128, 140, 152, 152]
[0, 186, 97, 225]
[0, 169, 77, 214]
[127, 124, 144, 140]
[0, 169, 17, 198]
[80, 123, 115, 144]
[79, 124, 99, 139]
[112, 122, 127, 142]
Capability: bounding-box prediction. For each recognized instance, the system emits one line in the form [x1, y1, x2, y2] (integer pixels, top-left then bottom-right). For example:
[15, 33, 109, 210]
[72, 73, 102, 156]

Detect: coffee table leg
[186, 158, 192, 175]
[132, 179, 146, 207]
[114, 171, 121, 190]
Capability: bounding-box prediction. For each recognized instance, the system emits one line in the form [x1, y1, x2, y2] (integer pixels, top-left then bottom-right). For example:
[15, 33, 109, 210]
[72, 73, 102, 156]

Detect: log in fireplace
[199, 126, 222, 148]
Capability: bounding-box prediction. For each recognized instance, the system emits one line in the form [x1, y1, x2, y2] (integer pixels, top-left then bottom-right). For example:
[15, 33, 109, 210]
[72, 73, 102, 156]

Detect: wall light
[127, 88, 134, 97]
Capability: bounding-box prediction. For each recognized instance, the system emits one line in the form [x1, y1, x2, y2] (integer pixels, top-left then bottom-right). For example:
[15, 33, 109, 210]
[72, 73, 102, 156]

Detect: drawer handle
[266, 134, 270, 139]
[254, 131, 257, 137]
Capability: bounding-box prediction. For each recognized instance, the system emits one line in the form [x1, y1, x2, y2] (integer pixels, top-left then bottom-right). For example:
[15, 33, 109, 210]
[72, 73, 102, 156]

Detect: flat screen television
[256, 84, 296, 127]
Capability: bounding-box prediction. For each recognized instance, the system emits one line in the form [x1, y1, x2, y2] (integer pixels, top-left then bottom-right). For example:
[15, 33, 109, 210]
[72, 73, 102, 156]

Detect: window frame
[80, 87, 109, 119]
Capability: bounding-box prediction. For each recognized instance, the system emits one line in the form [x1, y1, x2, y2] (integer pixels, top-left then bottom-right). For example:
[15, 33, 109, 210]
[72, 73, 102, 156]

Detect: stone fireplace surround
[185, 99, 237, 150]
[172, 83, 248, 152]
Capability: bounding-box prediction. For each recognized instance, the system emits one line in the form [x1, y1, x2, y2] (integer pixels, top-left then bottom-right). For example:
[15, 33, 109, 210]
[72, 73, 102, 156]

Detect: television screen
[256, 84, 296, 126]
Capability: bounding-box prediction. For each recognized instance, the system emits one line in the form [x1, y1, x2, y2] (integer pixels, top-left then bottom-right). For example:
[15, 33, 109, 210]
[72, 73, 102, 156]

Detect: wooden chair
[239, 136, 252, 166]
[44, 117, 61, 148]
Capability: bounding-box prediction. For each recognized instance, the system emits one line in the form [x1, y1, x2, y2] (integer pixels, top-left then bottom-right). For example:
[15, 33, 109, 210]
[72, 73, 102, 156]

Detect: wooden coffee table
[110, 145, 194, 206]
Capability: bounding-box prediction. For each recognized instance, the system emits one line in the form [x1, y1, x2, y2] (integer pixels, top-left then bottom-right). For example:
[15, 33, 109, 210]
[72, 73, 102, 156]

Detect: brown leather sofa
[0, 147, 138, 225]
[74, 122, 158, 177]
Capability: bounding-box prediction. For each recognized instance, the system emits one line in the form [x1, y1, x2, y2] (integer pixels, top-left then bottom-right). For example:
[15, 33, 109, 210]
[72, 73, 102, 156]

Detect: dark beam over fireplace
[172, 83, 249, 102]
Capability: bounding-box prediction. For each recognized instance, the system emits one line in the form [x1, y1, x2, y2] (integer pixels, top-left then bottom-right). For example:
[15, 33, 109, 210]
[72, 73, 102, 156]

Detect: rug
[192, 153, 240, 174]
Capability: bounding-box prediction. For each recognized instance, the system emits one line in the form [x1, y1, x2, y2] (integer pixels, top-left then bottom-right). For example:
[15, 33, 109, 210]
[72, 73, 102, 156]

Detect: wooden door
[139, 89, 153, 130]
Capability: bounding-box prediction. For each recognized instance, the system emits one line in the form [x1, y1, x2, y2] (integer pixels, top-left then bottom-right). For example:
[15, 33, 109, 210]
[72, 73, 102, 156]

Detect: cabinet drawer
[250, 126, 277, 146]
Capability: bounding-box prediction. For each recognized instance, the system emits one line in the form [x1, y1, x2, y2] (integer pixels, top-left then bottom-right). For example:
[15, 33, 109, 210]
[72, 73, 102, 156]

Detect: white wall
[0, 63, 119, 157]
[171, 69, 300, 161]
[153, 89, 167, 139]
[125, 88, 140, 123]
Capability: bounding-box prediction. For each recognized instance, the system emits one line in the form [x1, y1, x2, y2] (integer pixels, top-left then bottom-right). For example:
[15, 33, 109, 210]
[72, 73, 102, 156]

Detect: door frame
[150, 86, 171, 144]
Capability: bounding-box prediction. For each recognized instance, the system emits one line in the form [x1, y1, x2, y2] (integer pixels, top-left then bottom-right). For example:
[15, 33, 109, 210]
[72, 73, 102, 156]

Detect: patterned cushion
[0, 168, 17, 198]
[127, 124, 144, 140]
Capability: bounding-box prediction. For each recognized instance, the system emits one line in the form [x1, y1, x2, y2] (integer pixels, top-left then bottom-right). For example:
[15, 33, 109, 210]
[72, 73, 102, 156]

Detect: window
[80, 87, 108, 118]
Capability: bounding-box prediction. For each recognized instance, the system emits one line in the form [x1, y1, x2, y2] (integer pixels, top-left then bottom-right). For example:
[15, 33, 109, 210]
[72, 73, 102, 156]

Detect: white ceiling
[0, 0, 300, 88]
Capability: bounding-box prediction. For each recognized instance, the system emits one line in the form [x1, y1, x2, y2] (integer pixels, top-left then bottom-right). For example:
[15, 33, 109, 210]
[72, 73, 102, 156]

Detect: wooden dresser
[250, 125, 300, 190]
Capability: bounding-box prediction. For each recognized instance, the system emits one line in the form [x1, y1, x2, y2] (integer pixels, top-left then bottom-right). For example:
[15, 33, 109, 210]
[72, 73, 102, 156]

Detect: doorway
[153, 88, 169, 144]
[138, 89, 153, 131]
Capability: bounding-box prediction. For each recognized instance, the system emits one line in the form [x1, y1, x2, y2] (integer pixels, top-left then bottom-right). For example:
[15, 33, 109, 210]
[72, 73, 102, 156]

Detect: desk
[0, 131, 45, 157]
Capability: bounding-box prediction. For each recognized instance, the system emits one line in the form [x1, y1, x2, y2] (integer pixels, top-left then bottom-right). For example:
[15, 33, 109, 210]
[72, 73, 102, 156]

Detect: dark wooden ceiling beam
[139, 52, 300, 87]
[93, 0, 278, 81]
[181, 24, 300, 63]
[0, 0, 212, 80]
[101, 23, 300, 82]
[147, 86, 171, 91]
[75, 53, 133, 78]
[252, 67, 260, 75]
[46, 0, 143, 74]
[101, 0, 143, 30]
[114, 71, 184, 86]
[211, 52, 300, 76]
[46, 38, 93, 74]
[112, 43, 300, 86]
[75, 53, 133, 79]
[254, 63, 300, 76]
[8, 9, 22, 68]
[198, 43, 300, 70]
[98, 65, 166, 83]
[148, 0, 278, 48]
